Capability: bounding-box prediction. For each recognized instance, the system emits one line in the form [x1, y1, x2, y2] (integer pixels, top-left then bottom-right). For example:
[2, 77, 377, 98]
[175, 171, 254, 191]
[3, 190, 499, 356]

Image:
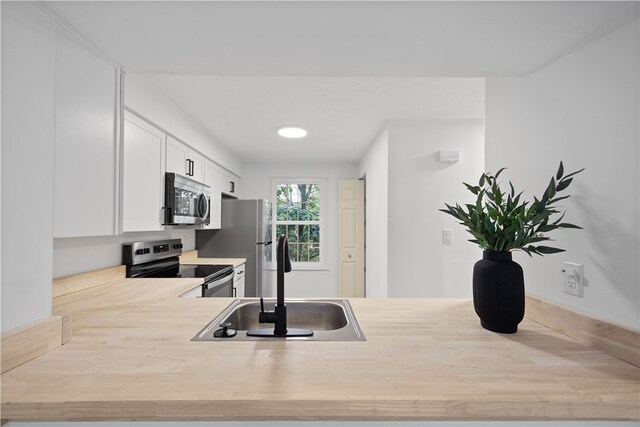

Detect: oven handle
[203, 269, 235, 289]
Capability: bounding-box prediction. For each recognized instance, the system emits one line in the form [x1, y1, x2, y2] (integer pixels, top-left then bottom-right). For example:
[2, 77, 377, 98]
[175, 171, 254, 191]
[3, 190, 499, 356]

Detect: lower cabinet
[122, 111, 166, 232]
[234, 264, 246, 298]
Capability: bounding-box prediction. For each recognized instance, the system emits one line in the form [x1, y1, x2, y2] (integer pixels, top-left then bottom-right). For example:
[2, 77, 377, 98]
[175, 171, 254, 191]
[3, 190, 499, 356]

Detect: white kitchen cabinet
[234, 264, 246, 298]
[203, 160, 222, 229]
[166, 135, 204, 183]
[53, 25, 119, 238]
[221, 170, 240, 197]
[122, 111, 166, 232]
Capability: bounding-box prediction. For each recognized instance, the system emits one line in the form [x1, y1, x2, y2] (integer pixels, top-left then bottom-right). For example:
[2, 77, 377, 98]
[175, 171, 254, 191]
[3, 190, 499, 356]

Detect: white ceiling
[45, 1, 638, 77]
[43, 1, 639, 162]
[143, 75, 484, 162]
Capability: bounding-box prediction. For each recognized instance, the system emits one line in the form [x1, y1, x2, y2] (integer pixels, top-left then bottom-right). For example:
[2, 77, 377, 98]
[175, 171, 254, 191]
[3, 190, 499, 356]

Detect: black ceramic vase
[473, 251, 525, 334]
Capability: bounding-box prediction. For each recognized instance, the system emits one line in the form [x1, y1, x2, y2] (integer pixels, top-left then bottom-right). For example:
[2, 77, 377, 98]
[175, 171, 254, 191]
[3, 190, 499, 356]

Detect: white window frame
[270, 178, 327, 271]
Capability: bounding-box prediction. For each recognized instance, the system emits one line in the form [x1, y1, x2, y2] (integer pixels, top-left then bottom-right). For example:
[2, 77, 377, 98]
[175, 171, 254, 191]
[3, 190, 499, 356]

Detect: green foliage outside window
[275, 183, 321, 262]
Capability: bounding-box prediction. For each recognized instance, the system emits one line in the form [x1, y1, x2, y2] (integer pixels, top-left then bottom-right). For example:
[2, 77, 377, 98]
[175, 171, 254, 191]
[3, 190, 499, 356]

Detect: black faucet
[246, 234, 313, 338]
[258, 234, 291, 335]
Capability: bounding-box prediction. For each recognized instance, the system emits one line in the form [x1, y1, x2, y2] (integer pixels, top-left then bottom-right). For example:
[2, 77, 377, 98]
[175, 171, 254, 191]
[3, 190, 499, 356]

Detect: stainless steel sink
[192, 299, 366, 341]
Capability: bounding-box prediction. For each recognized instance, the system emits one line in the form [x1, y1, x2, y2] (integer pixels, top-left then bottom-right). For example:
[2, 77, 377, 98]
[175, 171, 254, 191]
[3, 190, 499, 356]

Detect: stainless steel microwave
[164, 173, 210, 225]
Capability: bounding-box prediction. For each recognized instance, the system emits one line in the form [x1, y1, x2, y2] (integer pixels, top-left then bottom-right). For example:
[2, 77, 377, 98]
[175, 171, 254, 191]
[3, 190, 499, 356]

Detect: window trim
[270, 177, 327, 270]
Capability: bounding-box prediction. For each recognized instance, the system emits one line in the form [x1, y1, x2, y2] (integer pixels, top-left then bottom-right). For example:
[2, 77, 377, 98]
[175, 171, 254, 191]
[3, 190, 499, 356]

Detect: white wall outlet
[443, 229, 453, 245]
[563, 262, 583, 297]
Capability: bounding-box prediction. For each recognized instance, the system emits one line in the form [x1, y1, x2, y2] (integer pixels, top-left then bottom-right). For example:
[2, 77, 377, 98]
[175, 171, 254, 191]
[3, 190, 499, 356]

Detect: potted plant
[440, 162, 584, 333]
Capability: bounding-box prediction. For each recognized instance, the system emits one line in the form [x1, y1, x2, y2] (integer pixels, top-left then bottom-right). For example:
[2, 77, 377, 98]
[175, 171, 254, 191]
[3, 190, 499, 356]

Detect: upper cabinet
[122, 111, 166, 232]
[53, 26, 119, 238]
[203, 160, 222, 229]
[166, 135, 205, 183]
[221, 170, 240, 197]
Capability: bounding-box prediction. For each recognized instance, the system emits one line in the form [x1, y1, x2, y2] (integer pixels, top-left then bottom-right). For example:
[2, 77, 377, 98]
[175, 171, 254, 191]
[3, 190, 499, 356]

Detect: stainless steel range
[122, 239, 234, 297]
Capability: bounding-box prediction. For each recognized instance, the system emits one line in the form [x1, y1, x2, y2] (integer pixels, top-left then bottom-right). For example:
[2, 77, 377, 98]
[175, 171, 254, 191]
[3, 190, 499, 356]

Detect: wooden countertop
[2, 279, 638, 422]
[179, 250, 246, 268]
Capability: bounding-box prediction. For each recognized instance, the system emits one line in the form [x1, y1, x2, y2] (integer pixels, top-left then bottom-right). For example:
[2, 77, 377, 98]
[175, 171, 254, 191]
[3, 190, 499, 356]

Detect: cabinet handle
[185, 159, 190, 176]
[233, 287, 237, 298]
[189, 159, 194, 176]
[230, 181, 235, 193]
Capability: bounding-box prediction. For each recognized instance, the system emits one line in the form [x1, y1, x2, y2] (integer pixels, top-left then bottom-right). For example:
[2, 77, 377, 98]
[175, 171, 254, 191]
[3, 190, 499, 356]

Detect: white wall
[125, 74, 243, 177]
[357, 126, 389, 297]
[53, 229, 195, 278]
[485, 21, 639, 329]
[1, 2, 56, 331]
[241, 162, 358, 297]
[387, 119, 485, 298]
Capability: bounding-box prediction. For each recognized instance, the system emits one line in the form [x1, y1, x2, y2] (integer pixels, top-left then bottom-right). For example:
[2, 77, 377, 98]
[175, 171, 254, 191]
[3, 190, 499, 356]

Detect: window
[273, 180, 323, 266]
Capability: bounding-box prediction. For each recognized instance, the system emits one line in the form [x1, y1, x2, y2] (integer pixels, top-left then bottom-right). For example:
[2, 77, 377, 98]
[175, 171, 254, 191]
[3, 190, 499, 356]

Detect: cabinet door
[203, 160, 222, 229]
[122, 112, 165, 232]
[234, 276, 245, 298]
[188, 149, 205, 183]
[53, 26, 118, 237]
[166, 136, 189, 177]
[221, 171, 239, 196]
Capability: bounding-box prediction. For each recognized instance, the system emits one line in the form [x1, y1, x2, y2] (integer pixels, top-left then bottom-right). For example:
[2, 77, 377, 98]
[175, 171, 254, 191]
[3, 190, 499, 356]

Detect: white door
[166, 136, 189, 177]
[338, 180, 365, 297]
[122, 112, 166, 232]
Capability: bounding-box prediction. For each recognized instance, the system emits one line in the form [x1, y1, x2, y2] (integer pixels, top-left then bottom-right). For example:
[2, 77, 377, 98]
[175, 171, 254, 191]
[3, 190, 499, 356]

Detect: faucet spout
[276, 234, 291, 307]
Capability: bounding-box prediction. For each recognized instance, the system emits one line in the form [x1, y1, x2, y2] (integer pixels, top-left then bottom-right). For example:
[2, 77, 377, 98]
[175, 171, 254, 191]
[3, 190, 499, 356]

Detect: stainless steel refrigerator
[196, 199, 272, 297]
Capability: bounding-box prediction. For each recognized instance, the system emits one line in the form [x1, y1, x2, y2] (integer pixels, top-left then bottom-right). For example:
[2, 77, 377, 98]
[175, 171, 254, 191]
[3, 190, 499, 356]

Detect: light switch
[443, 229, 453, 245]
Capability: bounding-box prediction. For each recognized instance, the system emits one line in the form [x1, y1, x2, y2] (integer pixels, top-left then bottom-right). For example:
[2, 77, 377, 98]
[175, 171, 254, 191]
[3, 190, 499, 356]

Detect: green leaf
[479, 174, 485, 187]
[562, 168, 585, 180]
[463, 182, 481, 195]
[495, 167, 507, 180]
[556, 178, 573, 192]
[537, 224, 558, 232]
[509, 181, 515, 197]
[558, 223, 583, 229]
[531, 210, 550, 224]
[543, 177, 556, 201]
[556, 161, 564, 180]
[549, 195, 571, 204]
[535, 245, 566, 254]
[551, 212, 566, 225]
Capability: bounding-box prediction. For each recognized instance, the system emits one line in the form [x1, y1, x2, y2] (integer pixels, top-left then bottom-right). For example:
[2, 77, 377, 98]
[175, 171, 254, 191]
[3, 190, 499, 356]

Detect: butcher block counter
[179, 250, 246, 268]
[1, 279, 638, 423]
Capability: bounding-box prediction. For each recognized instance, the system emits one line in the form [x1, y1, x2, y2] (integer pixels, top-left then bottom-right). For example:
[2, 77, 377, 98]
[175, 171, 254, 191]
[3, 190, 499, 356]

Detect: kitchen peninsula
[1, 277, 638, 423]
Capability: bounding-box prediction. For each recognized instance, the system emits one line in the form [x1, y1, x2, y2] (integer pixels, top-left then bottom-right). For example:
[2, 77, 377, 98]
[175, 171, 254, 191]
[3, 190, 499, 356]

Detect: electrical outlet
[563, 262, 583, 297]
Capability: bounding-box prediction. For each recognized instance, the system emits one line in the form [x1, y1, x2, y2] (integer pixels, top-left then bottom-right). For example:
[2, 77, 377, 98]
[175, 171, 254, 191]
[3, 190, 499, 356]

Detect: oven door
[202, 270, 235, 297]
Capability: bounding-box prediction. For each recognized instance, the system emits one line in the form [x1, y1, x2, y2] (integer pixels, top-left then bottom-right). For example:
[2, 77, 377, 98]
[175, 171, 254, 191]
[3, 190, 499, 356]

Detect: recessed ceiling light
[277, 126, 308, 139]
